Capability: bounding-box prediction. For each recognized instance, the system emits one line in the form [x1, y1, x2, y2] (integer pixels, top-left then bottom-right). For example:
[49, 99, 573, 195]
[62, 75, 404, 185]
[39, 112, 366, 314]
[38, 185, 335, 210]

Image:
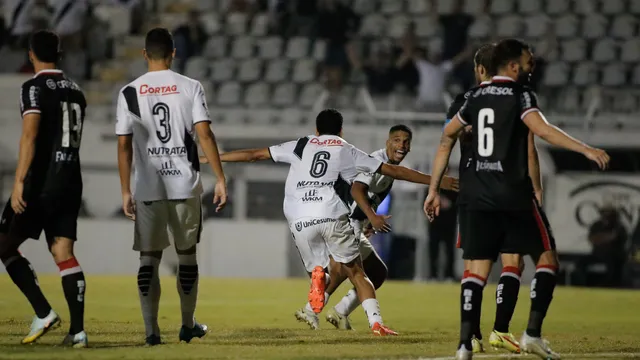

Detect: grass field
[0, 276, 639, 360]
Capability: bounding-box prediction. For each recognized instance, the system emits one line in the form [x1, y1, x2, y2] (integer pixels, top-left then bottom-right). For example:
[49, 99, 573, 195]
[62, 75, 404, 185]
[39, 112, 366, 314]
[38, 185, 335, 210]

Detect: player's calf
[458, 260, 491, 353]
[492, 254, 522, 347]
[176, 245, 207, 341]
[526, 251, 558, 339]
[50, 237, 86, 338]
[138, 251, 162, 340]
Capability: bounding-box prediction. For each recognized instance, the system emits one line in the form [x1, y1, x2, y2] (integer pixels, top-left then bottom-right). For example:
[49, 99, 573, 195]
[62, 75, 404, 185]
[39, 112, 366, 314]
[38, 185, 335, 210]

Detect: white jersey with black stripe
[115, 69, 211, 201]
[349, 148, 395, 220]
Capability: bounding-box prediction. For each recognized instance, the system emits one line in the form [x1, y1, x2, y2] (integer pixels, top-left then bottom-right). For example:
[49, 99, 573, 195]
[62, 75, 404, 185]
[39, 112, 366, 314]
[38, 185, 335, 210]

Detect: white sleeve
[192, 81, 211, 125]
[351, 146, 383, 174]
[268, 140, 299, 164]
[115, 91, 133, 135]
[354, 172, 375, 186]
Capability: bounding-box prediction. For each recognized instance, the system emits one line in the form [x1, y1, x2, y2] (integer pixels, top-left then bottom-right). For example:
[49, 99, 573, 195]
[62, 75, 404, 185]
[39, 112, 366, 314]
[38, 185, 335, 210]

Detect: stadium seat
[201, 81, 215, 101]
[556, 87, 580, 113]
[337, 86, 359, 109]
[353, 0, 376, 14]
[496, 14, 523, 38]
[360, 14, 387, 37]
[200, 12, 221, 35]
[216, 82, 242, 106]
[257, 36, 284, 59]
[218, 108, 245, 123]
[244, 83, 269, 107]
[610, 15, 637, 39]
[612, 91, 637, 113]
[272, 83, 297, 106]
[195, 0, 215, 11]
[210, 59, 236, 82]
[185, 56, 209, 80]
[292, 58, 316, 83]
[546, 0, 570, 15]
[490, 0, 515, 15]
[542, 62, 570, 87]
[286, 37, 310, 59]
[468, 14, 492, 39]
[204, 36, 228, 59]
[621, 39, 640, 63]
[414, 16, 438, 37]
[561, 39, 587, 63]
[231, 36, 255, 59]
[633, 64, 640, 85]
[592, 38, 618, 64]
[572, 62, 598, 86]
[582, 14, 608, 40]
[554, 14, 579, 39]
[463, 0, 485, 14]
[312, 40, 327, 61]
[524, 14, 550, 38]
[574, 0, 596, 14]
[436, 0, 455, 14]
[251, 13, 269, 36]
[237, 58, 263, 83]
[225, 12, 247, 36]
[631, 0, 640, 14]
[279, 108, 303, 124]
[265, 59, 290, 83]
[380, 0, 404, 14]
[518, 0, 542, 14]
[128, 59, 146, 80]
[300, 83, 324, 108]
[408, 0, 429, 14]
[601, 63, 627, 86]
[387, 15, 410, 38]
[601, 0, 625, 15]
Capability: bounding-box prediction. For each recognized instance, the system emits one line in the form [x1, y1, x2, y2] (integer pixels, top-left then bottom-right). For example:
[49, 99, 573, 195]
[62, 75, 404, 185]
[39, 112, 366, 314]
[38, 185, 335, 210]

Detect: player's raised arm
[219, 148, 272, 162]
[527, 131, 543, 205]
[12, 101, 42, 214]
[115, 91, 136, 220]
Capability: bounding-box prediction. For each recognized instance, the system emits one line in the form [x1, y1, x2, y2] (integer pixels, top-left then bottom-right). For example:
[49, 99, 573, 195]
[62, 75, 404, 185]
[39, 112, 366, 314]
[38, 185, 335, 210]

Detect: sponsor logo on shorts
[297, 180, 334, 189]
[295, 218, 336, 231]
[301, 189, 323, 203]
[147, 146, 187, 157]
[157, 161, 182, 176]
[140, 84, 179, 96]
[476, 160, 504, 172]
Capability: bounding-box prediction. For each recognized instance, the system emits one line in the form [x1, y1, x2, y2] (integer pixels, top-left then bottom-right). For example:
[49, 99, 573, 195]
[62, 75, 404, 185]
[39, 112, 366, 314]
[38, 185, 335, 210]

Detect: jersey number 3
[310, 151, 330, 178]
[153, 102, 171, 143]
[478, 108, 494, 157]
[61, 102, 82, 148]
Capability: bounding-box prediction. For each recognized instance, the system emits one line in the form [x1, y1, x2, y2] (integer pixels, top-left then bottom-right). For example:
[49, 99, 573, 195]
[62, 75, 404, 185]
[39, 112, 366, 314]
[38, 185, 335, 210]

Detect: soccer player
[219, 109, 445, 335]
[0, 31, 88, 347]
[425, 39, 609, 360]
[116, 28, 227, 345]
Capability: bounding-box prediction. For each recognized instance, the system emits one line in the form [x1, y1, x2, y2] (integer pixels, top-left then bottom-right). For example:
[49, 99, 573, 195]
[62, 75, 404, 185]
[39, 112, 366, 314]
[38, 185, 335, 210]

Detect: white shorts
[289, 216, 360, 273]
[134, 197, 202, 252]
[350, 218, 375, 260]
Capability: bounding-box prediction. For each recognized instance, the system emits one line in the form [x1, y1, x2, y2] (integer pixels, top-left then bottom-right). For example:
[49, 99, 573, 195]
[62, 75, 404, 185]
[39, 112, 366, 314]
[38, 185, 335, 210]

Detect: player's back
[118, 70, 208, 201]
[20, 69, 87, 199]
[457, 77, 534, 210]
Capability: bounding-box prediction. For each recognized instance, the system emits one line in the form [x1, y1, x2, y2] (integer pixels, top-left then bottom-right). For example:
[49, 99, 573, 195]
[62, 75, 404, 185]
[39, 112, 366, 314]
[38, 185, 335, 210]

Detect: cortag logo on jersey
[147, 146, 187, 157]
[301, 189, 323, 203]
[295, 218, 336, 231]
[297, 180, 334, 189]
[476, 160, 504, 172]
[140, 84, 179, 96]
[157, 160, 182, 176]
[310, 138, 343, 146]
[473, 86, 514, 97]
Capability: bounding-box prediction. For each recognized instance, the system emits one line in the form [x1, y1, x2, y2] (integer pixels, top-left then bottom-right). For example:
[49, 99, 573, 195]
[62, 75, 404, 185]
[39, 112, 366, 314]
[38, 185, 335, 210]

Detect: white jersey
[269, 135, 383, 221]
[115, 69, 211, 202]
[349, 148, 395, 221]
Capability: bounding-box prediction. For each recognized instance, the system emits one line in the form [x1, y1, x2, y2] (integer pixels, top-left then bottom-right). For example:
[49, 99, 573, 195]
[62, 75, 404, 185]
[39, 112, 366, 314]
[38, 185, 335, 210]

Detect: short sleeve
[20, 82, 41, 117]
[192, 82, 211, 125]
[115, 91, 133, 135]
[268, 140, 298, 164]
[456, 99, 471, 126]
[351, 146, 383, 174]
[520, 89, 540, 120]
[354, 172, 375, 186]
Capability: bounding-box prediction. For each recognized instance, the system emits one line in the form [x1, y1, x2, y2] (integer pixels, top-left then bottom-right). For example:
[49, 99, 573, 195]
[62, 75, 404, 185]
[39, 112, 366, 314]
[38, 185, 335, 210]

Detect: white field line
[414, 353, 640, 360]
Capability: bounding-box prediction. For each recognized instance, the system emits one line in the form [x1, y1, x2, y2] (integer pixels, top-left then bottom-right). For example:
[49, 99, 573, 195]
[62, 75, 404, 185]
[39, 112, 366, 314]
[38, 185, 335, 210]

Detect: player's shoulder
[20, 77, 40, 90]
[369, 148, 387, 161]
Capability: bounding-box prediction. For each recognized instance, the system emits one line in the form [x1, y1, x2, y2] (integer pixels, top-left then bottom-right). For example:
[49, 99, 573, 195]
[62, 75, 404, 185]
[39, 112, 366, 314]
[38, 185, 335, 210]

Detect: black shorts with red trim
[460, 200, 556, 260]
[456, 205, 468, 249]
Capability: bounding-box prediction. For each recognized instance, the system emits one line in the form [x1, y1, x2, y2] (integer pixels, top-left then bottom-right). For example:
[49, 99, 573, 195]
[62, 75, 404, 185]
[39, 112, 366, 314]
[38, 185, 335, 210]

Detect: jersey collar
[480, 80, 491, 85]
[33, 69, 63, 78]
[491, 75, 515, 83]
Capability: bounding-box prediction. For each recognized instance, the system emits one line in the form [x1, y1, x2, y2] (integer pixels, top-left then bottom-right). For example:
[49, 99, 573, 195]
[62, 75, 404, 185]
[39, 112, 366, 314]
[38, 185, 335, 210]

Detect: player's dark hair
[316, 109, 343, 136]
[474, 43, 495, 76]
[389, 124, 412, 139]
[145, 28, 174, 60]
[29, 30, 60, 63]
[491, 39, 530, 73]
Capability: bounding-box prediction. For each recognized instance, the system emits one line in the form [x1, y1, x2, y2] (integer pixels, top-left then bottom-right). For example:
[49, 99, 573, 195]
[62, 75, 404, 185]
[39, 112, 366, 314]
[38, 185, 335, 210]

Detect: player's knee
[500, 253, 521, 268]
[48, 237, 75, 263]
[537, 250, 559, 268]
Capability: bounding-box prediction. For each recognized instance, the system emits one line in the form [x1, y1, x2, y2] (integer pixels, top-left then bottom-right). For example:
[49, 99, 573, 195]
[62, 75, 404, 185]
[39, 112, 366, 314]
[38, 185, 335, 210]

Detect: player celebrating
[116, 28, 227, 345]
[219, 109, 444, 335]
[425, 39, 609, 360]
[0, 31, 88, 347]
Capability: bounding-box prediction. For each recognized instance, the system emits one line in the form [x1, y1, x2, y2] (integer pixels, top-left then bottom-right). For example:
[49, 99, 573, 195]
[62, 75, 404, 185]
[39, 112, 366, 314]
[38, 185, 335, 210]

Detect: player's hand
[368, 214, 391, 233]
[213, 180, 227, 212]
[199, 156, 208, 164]
[122, 192, 136, 221]
[441, 176, 460, 192]
[423, 191, 441, 222]
[534, 190, 543, 206]
[363, 223, 375, 238]
[584, 147, 610, 170]
[10, 181, 26, 214]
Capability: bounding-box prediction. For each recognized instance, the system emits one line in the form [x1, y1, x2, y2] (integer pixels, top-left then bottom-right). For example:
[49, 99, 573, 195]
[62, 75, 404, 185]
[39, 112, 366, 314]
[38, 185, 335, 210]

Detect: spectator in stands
[50, 0, 88, 79]
[355, 47, 397, 96]
[393, 22, 419, 93]
[437, 0, 475, 90]
[316, 0, 360, 97]
[3, 0, 51, 49]
[271, 0, 318, 37]
[587, 205, 628, 287]
[108, 0, 144, 34]
[174, 10, 208, 74]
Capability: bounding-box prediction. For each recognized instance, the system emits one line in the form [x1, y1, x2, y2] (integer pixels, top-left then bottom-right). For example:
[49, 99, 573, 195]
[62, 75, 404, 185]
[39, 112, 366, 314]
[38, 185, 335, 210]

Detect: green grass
[0, 276, 639, 359]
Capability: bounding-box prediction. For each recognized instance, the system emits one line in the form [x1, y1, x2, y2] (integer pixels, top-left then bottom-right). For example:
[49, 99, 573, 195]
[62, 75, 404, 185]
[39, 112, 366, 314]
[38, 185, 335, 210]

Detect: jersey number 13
[478, 108, 494, 157]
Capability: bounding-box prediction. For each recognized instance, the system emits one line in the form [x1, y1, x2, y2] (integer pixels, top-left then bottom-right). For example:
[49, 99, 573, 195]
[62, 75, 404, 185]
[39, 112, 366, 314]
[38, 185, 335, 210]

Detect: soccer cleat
[471, 337, 484, 353]
[308, 266, 326, 313]
[62, 330, 88, 348]
[325, 308, 353, 330]
[21, 310, 61, 344]
[520, 332, 561, 359]
[489, 330, 521, 353]
[179, 322, 208, 343]
[145, 334, 162, 346]
[295, 308, 319, 330]
[455, 344, 473, 360]
[371, 322, 398, 336]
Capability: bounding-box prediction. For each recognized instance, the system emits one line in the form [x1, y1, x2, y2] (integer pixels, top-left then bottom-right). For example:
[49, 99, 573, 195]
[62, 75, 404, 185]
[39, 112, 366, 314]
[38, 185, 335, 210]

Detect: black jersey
[446, 88, 475, 175]
[456, 77, 537, 210]
[19, 70, 86, 200]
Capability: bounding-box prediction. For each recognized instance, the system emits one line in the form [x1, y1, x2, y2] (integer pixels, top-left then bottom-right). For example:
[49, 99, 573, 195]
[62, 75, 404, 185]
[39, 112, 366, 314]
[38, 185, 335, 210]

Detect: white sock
[304, 292, 330, 313]
[361, 298, 383, 327]
[138, 255, 161, 337]
[333, 289, 359, 316]
[177, 252, 199, 328]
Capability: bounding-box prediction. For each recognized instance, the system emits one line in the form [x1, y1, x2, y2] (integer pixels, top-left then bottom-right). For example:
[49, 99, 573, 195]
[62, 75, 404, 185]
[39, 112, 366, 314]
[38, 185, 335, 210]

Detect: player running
[116, 28, 227, 346]
[425, 39, 609, 360]
[218, 109, 446, 335]
[0, 31, 88, 347]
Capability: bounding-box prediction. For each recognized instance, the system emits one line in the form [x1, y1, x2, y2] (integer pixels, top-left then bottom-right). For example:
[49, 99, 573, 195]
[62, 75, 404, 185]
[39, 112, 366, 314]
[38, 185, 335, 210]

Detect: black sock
[526, 266, 557, 338]
[493, 266, 521, 333]
[459, 275, 485, 350]
[3, 255, 52, 318]
[58, 258, 86, 335]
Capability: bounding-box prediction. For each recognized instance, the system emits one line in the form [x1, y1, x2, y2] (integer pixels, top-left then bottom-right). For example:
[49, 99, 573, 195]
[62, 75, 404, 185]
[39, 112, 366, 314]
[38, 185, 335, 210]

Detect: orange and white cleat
[308, 266, 326, 314]
[371, 322, 398, 336]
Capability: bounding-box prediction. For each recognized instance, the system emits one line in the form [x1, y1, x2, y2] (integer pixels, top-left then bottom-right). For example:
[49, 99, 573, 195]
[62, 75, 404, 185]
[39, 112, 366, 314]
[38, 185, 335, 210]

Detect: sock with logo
[459, 274, 485, 351]
[138, 255, 161, 337]
[526, 265, 557, 338]
[333, 288, 359, 316]
[3, 253, 52, 318]
[493, 266, 520, 333]
[177, 252, 199, 328]
[57, 257, 86, 335]
[362, 298, 383, 327]
[462, 270, 483, 340]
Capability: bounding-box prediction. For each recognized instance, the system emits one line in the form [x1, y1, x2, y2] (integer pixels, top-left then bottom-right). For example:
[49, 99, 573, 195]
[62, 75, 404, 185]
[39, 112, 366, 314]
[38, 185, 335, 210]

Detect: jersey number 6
[310, 151, 330, 178]
[153, 102, 172, 143]
[478, 108, 494, 157]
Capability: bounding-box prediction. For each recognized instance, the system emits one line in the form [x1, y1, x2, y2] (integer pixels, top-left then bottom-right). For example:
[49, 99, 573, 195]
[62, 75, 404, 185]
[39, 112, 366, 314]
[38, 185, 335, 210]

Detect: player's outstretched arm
[117, 135, 135, 220]
[351, 181, 391, 233]
[527, 131, 543, 205]
[522, 111, 610, 170]
[11, 113, 41, 214]
[219, 148, 272, 162]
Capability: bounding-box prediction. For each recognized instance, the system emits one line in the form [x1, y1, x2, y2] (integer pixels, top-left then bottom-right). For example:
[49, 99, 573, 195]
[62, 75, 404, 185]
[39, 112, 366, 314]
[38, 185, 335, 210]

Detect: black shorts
[461, 199, 556, 260]
[0, 194, 81, 243]
[456, 205, 467, 249]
